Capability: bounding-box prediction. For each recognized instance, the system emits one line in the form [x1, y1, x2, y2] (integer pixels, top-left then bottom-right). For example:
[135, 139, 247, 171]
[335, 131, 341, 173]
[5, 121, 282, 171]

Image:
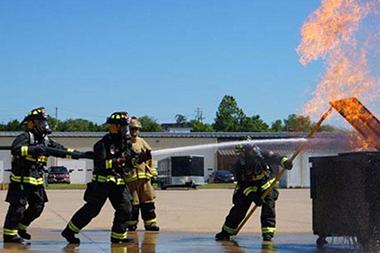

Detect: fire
[298, 0, 380, 150]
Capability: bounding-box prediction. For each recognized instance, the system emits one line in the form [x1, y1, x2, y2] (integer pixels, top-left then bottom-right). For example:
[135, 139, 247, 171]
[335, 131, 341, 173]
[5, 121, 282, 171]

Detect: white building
[0, 131, 352, 188]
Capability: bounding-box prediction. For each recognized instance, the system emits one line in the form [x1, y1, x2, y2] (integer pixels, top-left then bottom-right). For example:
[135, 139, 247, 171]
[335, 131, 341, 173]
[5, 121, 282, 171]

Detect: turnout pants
[222, 185, 278, 237]
[126, 179, 157, 227]
[3, 182, 48, 237]
[66, 182, 132, 240]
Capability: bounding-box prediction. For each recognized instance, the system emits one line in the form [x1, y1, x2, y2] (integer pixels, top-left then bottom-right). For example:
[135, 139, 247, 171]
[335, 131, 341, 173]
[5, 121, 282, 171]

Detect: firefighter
[61, 112, 134, 244]
[3, 107, 80, 243]
[125, 117, 159, 232]
[215, 143, 293, 242]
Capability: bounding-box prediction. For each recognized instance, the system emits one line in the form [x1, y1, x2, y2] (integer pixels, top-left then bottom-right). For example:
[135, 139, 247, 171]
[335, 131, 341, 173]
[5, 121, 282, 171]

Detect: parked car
[47, 166, 71, 184]
[208, 170, 235, 183]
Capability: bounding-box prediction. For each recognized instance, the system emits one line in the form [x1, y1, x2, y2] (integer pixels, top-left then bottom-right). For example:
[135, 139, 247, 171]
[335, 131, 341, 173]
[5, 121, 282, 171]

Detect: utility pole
[195, 107, 205, 122]
[55, 107, 58, 131]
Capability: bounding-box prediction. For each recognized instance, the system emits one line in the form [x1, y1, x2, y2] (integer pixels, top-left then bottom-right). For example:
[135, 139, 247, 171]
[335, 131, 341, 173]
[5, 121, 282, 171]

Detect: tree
[59, 119, 104, 132]
[283, 114, 312, 132]
[175, 114, 188, 126]
[47, 116, 62, 131]
[239, 115, 269, 132]
[0, 119, 23, 131]
[190, 120, 214, 132]
[138, 116, 163, 132]
[271, 119, 283, 132]
[213, 95, 245, 132]
[318, 124, 337, 132]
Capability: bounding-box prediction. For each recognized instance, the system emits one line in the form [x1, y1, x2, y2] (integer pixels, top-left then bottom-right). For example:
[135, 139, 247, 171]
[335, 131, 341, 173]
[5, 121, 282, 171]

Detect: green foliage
[139, 115, 163, 132]
[190, 120, 214, 132]
[271, 120, 283, 132]
[283, 114, 312, 132]
[0, 119, 23, 131]
[48, 116, 105, 132]
[0, 97, 340, 133]
[317, 124, 337, 132]
[240, 115, 269, 132]
[213, 95, 269, 132]
[175, 114, 188, 126]
[213, 95, 245, 132]
[59, 119, 104, 132]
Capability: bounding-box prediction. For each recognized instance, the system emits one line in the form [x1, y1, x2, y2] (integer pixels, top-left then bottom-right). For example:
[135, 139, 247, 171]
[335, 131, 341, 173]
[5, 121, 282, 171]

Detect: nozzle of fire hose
[280, 157, 293, 170]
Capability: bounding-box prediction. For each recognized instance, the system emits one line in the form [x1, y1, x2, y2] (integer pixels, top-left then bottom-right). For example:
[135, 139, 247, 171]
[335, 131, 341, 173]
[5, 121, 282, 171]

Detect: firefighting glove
[280, 156, 293, 170]
[28, 144, 47, 156]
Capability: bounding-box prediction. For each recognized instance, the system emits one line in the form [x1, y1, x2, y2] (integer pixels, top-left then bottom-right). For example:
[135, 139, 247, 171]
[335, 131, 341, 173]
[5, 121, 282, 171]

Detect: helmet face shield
[119, 124, 129, 139]
[35, 119, 52, 135]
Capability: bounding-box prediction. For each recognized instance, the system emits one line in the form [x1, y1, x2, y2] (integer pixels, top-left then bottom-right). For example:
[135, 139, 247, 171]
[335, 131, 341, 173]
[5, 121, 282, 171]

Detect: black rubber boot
[111, 237, 134, 244]
[128, 225, 137, 231]
[215, 230, 230, 241]
[145, 224, 159, 231]
[18, 229, 31, 240]
[61, 228, 80, 244]
[3, 235, 25, 244]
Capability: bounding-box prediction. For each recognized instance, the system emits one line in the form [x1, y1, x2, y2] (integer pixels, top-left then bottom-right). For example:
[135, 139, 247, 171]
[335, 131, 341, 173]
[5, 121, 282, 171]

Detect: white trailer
[157, 155, 205, 189]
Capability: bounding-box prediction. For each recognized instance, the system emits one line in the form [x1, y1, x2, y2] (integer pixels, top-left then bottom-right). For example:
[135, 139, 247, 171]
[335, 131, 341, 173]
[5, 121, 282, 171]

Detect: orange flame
[298, 0, 379, 114]
[298, 0, 380, 149]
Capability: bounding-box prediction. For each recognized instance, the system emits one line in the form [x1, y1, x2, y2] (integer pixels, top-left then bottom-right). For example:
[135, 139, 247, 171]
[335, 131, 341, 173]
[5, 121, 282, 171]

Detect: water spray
[151, 138, 308, 158]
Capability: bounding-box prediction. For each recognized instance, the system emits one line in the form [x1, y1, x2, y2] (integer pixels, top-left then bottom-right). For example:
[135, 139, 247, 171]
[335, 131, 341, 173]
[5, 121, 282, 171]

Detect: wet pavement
[0, 230, 361, 253]
[0, 189, 365, 252]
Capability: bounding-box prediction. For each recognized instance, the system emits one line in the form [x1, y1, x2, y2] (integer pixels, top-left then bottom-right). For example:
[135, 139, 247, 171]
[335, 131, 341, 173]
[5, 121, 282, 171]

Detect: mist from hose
[152, 138, 307, 158]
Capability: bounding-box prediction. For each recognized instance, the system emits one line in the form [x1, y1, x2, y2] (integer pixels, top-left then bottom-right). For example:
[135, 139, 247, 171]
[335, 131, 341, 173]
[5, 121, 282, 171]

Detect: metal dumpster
[310, 151, 380, 246]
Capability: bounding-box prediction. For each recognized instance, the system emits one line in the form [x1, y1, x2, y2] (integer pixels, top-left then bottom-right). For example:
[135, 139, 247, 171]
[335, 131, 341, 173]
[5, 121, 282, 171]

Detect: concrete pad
[0, 189, 358, 252]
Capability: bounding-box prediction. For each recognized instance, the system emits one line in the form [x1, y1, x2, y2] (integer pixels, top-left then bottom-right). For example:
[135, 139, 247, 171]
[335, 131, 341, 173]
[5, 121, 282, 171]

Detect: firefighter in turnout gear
[61, 112, 134, 244]
[3, 107, 80, 243]
[215, 143, 293, 242]
[125, 117, 159, 232]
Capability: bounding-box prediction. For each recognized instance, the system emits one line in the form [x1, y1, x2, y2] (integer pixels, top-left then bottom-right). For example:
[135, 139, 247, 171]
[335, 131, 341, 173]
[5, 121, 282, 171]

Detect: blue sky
[0, 1, 324, 125]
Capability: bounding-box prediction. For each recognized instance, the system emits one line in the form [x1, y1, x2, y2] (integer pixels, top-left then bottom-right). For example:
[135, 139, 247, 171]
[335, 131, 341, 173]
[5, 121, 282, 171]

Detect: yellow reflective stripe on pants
[105, 159, 113, 169]
[21, 146, 28, 156]
[3, 228, 18, 236]
[261, 178, 276, 191]
[127, 220, 138, 225]
[223, 224, 237, 235]
[243, 186, 258, 196]
[125, 173, 151, 183]
[18, 223, 28, 230]
[92, 175, 125, 185]
[262, 227, 276, 234]
[111, 231, 127, 239]
[11, 174, 44, 185]
[144, 218, 157, 225]
[68, 221, 80, 233]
